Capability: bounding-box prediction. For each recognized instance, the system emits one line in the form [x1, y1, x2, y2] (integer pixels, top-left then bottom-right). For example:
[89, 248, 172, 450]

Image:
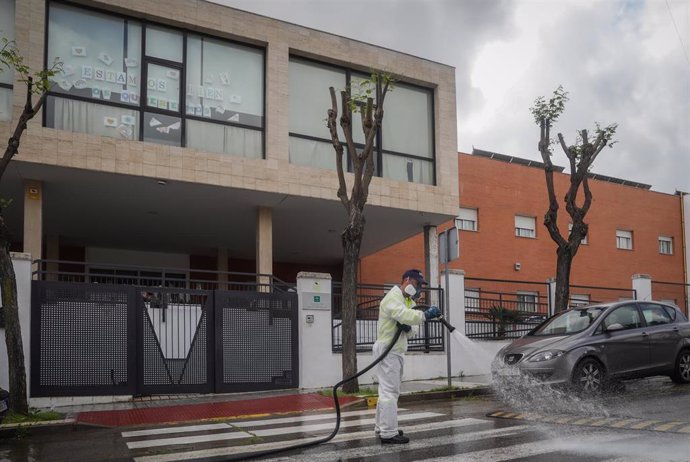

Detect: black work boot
[380, 433, 410, 444]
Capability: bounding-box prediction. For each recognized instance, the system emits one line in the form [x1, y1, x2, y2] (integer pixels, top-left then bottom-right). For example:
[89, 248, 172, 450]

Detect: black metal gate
[31, 281, 298, 397]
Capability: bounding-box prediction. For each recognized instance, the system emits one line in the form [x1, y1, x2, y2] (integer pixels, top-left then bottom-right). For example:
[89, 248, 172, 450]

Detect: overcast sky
[214, 0, 689, 194]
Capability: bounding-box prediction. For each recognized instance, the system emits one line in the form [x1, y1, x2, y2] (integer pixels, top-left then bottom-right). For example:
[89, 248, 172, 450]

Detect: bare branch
[327, 87, 350, 210]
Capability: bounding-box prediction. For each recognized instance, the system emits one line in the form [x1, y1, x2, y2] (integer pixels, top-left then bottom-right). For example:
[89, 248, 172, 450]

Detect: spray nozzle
[437, 315, 456, 332]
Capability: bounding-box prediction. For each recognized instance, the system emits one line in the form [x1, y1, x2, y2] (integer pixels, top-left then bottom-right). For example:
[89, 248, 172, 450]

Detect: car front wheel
[572, 358, 606, 394]
[671, 349, 690, 384]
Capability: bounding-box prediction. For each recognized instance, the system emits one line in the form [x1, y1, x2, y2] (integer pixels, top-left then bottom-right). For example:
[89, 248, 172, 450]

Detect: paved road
[2, 378, 689, 461]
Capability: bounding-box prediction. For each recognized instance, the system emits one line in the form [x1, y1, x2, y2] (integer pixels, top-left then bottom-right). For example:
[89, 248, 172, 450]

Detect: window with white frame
[570, 294, 590, 307]
[568, 223, 588, 244]
[456, 207, 477, 231]
[515, 215, 536, 238]
[616, 229, 633, 250]
[517, 291, 538, 312]
[659, 236, 673, 255]
[465, 288, 480, 311]
[0, 0, 16, 122]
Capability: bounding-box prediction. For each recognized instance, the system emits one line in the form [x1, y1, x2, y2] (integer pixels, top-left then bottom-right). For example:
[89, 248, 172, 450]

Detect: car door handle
[641, 332, 648, 337]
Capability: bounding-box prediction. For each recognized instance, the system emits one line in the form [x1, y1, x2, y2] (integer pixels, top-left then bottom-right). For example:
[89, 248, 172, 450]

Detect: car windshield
[531, 306, 606, 336]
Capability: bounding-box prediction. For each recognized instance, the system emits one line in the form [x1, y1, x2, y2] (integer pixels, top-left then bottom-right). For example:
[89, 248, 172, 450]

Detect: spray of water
[449, 330, 495, 374]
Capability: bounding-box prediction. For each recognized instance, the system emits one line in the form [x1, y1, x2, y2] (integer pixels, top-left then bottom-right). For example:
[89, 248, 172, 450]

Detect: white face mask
[404, 283, 417, 298]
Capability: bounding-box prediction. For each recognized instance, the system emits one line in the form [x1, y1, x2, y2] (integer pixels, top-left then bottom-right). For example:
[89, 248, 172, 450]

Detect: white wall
[0, 253, 33, 394]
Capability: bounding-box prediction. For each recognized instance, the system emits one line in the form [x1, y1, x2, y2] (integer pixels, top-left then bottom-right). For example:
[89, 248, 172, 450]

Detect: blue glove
[396, 322, 412, 333]
[424, 306, 442, 320]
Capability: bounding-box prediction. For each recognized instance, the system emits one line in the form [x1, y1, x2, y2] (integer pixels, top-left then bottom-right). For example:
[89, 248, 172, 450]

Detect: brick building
[361, 149, 688, 314]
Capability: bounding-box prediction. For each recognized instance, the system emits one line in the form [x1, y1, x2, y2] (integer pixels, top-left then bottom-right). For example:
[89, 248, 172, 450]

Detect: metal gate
[31, 281, 298, 397]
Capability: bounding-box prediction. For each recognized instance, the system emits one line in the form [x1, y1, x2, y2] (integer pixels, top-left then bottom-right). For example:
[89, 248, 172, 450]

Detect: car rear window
[662, 306, 676, 321]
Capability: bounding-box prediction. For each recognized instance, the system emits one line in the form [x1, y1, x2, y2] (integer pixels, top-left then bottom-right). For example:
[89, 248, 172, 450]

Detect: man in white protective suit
[373, 269, 441, 444]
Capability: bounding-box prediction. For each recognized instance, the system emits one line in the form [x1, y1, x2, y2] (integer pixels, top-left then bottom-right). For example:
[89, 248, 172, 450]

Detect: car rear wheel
[671, 349, 690, 384]
[572, 358, 606, 394]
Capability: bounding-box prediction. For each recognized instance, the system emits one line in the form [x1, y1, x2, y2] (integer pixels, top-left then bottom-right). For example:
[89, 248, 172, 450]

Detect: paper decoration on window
[155, 121, 181, 134]
[147, 79, 157, 90]
[105, 71, 116, 83]
[116, 72, 127, 85]
[194, 106, 202, 116]
[124, 58, 138, 68]
[98, 52, 113, 66]
[71, 46, 87, 57]
[91, 87, 101, 98]
[186, 104, 194, 115]
[214, 88, 223, 101]
[214, 106, 225, 114]
[230, 94, 242, 104]
[157, 79, 167, 92]
[127, 74, 137, 87]
[197, 86, 204, 98]
[186, 85, 194, 97]
[102, 88, 112, 100]
[228, 113, 239, 122]
[130, 93, 139, 104]
[120, 91, 130, 103]
[158, 98, 168, 110]
[219, 72, 230, 86]
[169, 101, 179, 112]
[103, 116, 118, 127]
[94, 68, 105, 81]
[147, 96, 158, 107]
[60, 64, 75, 77]
[57, 79, 73, 91]
[121, 114, 136, 126]
[149, 117, 162, 127]
[117, 124, 133, 138]
[205, 74, 214, 84]
[205, 87, 214, 99]
[166, 69, 179, 80]
[203, 106, 211, 117]
[73, 79, 88, 89]
[81, 66, 93, 79]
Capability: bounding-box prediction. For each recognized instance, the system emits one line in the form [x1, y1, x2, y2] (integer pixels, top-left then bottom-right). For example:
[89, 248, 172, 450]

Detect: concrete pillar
[632, 274, 652, 301]
[547, 278, 557, 317]
[217, 248, 229, 290]
[23, 180, 43, 276]
[296, 272, 332, 388]
[256, 207, 273, 291]
[424, 225, 439, 288]
[46, 235, 59, 281]
[264, 41, 289, 162]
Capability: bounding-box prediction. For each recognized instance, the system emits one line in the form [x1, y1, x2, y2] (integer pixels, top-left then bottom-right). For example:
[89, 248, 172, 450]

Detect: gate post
[296, 272, 332, 389]
[546, 278, 556, 316]
[441, 269, 464, 375]
[632, 274, 652, 301]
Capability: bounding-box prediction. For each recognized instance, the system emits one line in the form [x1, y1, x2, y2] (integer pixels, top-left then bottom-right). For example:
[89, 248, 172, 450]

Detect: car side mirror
[605, 323, 624, 332]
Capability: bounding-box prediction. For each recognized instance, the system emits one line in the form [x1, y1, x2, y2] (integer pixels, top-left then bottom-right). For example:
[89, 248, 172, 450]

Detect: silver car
[492, 300, 690, 393]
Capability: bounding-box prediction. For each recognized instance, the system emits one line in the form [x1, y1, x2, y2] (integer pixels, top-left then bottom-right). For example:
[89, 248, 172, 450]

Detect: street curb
[399, 386, 493, 403]
[0, 418, 99, 437]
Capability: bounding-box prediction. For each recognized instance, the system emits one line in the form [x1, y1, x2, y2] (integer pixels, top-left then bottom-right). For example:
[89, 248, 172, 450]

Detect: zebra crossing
[121, 407, 679, 462]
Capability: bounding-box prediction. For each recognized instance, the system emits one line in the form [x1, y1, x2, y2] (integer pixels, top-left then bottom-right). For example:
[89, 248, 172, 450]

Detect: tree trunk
[340, 211, 364, 393]
[0, 213, 28, 414]
[554, 245, 573, 312]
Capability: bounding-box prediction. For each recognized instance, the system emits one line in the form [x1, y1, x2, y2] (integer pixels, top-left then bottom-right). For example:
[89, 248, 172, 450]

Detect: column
[632, 274, 652, 301]
[256, 207, 273, 291]
[296, 272, 333, 388]
[546, 278, 557, 317]
[424, 225, 439, 288]
[441, 269, 465, 374]
[23, 180, 43, 277]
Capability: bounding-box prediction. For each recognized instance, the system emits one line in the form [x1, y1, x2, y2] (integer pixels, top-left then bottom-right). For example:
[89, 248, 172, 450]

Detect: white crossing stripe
[122, 423, 231, 438]
[126, 411, 443, 450]
[132, 417, 494, 462]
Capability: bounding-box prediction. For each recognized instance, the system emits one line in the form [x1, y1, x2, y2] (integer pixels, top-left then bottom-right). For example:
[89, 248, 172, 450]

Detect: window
[568, 223, 588, 244]
[570, 294, 590, 307]
[465, 288, 480, 311]
[640, 303, 672, 326]
[456, 207, 477, 231]
[616, 229, 633, 250]
[288, 57, 435, 185]
[515, 215, 536, 238]
[45, 2, 264, 158]
[517, 291, 538, 312]
[602, 305, 642, 330]
[659, 236, 673, 255]
[0, 0, 16, 122]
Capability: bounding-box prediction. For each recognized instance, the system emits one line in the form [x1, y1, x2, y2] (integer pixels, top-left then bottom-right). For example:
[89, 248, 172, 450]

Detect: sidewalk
[3, 375, 492, 430]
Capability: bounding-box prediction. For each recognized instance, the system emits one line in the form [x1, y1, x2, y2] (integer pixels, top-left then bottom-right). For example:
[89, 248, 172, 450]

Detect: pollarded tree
[530, 86, 617, 312]
[326, 74, 392, 393]
[1, 37, 60, 413]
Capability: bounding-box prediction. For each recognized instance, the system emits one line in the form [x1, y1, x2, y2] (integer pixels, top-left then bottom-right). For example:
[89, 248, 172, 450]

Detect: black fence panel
[31, 281, 137, 397]
[215, 290, 299, 392]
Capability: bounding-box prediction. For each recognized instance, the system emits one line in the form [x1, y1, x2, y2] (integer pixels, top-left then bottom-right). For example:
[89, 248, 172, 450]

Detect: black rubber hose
[226, 325, 405, 461]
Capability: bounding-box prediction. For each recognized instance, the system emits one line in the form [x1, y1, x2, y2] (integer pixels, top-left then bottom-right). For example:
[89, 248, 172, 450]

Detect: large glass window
[0, 0, 16, 122]
[44, 2, 264, 158]
[288, 57, 435, 185]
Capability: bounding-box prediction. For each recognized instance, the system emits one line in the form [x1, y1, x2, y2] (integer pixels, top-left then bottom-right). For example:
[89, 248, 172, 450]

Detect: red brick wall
[361, 152, 685, 299]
